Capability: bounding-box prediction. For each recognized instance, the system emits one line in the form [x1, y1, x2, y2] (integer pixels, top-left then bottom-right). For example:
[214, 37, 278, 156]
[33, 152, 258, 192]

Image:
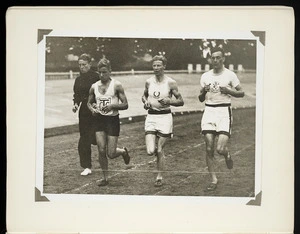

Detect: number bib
[96, 96, 113, 115]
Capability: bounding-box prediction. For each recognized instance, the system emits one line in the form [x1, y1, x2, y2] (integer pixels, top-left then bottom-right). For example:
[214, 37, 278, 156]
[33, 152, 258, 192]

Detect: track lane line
[60, 123, 252, 194]
[154, 143, 255, 195]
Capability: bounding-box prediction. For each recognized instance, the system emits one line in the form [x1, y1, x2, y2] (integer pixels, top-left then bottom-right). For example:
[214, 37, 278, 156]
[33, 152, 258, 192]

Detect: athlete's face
[78, 59, 91, 73]
[152, 60, 165, 76]
[98, 67, 110, 82]
[211, 51, 225, 70]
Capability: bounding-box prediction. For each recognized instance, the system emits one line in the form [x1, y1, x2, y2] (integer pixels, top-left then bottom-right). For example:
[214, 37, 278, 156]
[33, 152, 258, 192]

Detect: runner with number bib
[87, 58, 130, 187]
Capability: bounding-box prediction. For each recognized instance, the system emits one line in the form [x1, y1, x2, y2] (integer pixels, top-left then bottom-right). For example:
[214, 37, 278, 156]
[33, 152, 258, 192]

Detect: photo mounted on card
[36, 30, 264, 204]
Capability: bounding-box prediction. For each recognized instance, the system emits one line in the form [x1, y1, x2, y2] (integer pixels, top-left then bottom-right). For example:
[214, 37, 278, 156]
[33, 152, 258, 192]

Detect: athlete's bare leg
[216, 134, 233, 169]
[216, 134, 229, 156]
[95, 131, 108, 181]
[156, 136, 168, 181]
[145, 134, 157, 156]
[204, 133, 218, 184]
[106, 135, 126, 159]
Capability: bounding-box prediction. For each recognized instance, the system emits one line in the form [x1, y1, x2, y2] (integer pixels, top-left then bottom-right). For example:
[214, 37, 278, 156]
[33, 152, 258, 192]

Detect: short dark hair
[78, 53, 92, 63]
[97, 58, 111, 71]
[152, 55, 167, 65]
[210, 47, 225, 56]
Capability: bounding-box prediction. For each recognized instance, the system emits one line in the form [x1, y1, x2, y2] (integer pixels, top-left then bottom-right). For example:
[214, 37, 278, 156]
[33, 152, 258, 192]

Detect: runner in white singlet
[142, 55, 184, 187]
[87, 58, 130, 187]
[198, 47, 244, 191]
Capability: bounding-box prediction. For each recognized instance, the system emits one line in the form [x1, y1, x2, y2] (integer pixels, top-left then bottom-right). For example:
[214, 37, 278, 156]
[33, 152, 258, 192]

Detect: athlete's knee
[97, 147, 106, 157]
[146, 148, 156, 156]
[156, 147, 164, 155]
[206, 145, 214, 155]
[216, 145, 227, 155]
[146, 143, 156, 155]
[107, 150, 117, 159]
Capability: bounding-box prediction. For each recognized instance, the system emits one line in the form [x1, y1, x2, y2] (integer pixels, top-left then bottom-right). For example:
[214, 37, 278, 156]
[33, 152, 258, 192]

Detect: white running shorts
[201, 105, 232, 137]
[145, 113, 173, 138]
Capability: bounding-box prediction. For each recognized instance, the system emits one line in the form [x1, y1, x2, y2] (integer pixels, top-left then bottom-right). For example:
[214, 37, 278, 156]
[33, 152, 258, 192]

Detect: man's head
[97, 58, 111, 82]
[210, 47, 225, 70]
[78, 53, 92, 73]
[152, 55, 167, 76]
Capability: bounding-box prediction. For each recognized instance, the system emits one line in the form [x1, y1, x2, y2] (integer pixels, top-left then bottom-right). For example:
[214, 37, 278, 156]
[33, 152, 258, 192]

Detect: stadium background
[45, 37, 256, 73]
[44, 37, 257, 129]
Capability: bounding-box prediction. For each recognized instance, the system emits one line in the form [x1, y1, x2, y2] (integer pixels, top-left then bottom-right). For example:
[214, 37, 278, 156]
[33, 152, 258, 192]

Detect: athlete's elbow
[174, 100, 184, 106]
[198, 95, 205, 102]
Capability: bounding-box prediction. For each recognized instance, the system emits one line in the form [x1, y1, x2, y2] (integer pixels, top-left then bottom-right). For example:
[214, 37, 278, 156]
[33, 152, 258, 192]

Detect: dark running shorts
[94, 114, 120, 136]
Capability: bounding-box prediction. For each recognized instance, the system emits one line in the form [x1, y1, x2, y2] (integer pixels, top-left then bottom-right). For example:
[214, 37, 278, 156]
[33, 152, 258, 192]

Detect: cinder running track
[43, 108, 255, 197]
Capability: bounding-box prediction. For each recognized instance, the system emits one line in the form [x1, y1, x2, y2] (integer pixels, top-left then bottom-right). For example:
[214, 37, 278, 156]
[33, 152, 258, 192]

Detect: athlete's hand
[198, 94, 203, 102]
[72, 104, 79, 113]
[143, 101, 151, 110]
[90, 108, 98, 116]
[101, 104, 113, 114]
[158, 97, 171, 106]
[90, 103, 98, 116]
[204, 84, 211, 92]
[91, 109, 98, 116]
[220, 86, 232, 95]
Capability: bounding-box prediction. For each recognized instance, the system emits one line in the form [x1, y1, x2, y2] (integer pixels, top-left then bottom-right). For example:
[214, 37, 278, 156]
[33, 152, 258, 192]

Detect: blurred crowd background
[45, 37, 256, 72]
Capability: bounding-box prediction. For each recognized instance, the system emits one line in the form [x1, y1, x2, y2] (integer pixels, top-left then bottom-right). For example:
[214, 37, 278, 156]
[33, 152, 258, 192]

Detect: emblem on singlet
[153, 91, 160, 99]
[211, 81, 220, 93]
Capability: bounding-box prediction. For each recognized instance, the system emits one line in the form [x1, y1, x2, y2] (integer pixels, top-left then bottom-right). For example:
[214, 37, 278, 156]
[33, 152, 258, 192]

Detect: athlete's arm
[220, 84, 244, 98]
[103, 82, 128, 112]
[198, 84, 210, 102]
[87, 86, 97, 115]
[141, 81, 151, 109]
[198, 87, 206, 102]
[141, 81, 149, 103]
[198, 74, 210, 102]
[159, 80, 184, 106]
[116, 82, 129, 110]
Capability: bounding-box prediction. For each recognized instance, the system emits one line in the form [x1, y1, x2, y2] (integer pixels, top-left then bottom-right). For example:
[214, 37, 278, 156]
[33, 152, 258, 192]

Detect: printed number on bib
[97, 97, 113, 115]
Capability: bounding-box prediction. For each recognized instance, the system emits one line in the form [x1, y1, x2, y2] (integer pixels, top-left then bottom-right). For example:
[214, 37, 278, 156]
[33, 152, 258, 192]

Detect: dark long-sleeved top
[73, 70, 99, 106]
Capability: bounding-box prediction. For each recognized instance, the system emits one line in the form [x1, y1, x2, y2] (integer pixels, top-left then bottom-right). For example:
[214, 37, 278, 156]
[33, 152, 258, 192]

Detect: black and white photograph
[36, 31, 263, 202]
[7, 7, 294, 234]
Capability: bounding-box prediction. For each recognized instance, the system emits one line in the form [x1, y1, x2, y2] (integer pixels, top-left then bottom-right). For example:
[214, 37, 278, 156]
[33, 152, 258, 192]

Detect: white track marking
[155, 176, 192, 195]
[65, 172, 122, 194]
[62, 126, 253, 194]
[51, 167, 255, 174]
[154, 143, 255, 195]
[64, 142, 206, 194]
[65, 141, 255, 194]
[216, 143, 255, 164]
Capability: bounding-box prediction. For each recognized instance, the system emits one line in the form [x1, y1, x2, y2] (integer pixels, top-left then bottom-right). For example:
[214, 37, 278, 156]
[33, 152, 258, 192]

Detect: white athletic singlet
[147, 75, 173, 111]
[92, 79, 119, 116]
[200, 68, 240, 105]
